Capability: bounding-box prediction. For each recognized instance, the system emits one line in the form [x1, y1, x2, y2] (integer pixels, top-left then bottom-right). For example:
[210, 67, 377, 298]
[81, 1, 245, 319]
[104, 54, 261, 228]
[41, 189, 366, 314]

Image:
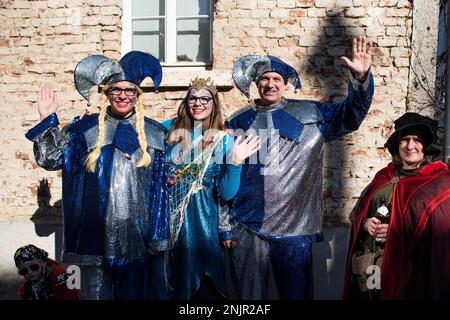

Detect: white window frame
[122, 0, 213, 67]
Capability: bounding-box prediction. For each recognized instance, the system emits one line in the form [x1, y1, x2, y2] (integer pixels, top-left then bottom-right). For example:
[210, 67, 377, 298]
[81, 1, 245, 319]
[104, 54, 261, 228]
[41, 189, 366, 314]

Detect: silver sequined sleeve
[218, 198, 233, 235]
[33, 125, 70, 171]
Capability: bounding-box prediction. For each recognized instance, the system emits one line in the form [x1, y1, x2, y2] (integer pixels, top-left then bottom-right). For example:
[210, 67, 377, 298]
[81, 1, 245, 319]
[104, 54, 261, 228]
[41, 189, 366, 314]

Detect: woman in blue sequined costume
[25, 52, 170, 300]
[161, 77, 260, 299]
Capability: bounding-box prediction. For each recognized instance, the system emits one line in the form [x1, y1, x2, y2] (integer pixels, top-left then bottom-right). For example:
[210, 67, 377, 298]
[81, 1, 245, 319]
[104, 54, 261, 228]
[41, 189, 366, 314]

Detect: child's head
[14, 245, 48, 282]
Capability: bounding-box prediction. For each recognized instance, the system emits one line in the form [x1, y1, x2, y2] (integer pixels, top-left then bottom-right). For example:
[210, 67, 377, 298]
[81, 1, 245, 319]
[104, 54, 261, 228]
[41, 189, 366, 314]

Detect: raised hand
[340, 35, 373, 80]
[37, 83, 59, 120]
[232, 134, 261, 166]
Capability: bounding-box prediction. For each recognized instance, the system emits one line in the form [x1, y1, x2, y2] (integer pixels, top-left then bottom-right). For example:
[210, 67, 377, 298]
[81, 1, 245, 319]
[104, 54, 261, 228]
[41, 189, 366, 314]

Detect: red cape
[401, 172, 450, 298]
[342, 161, 448, 299]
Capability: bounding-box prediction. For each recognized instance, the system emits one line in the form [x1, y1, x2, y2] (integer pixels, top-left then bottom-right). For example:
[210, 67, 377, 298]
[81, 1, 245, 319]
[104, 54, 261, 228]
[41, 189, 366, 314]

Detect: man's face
[108, 81, 138, 118]
[398, 132, 425, 169]
[257, 72, 286, 107]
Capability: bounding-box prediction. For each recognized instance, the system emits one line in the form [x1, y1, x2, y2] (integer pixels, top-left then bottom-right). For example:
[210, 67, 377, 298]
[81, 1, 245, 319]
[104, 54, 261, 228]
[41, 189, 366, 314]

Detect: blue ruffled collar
[229, 98, 304, 141]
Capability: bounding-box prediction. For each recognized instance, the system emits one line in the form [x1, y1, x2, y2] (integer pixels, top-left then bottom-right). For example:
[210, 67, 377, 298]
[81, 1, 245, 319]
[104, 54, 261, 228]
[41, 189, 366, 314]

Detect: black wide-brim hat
[384, 112, 440, 155]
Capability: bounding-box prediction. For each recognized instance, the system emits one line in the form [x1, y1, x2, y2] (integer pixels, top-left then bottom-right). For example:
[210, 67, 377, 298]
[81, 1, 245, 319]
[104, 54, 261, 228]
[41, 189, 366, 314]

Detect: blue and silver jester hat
[232, 55, 301, 98]
[74, 51, 163, 104]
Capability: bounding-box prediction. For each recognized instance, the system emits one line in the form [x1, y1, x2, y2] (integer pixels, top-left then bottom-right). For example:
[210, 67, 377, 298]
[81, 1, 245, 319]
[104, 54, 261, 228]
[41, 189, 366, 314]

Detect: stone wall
[0, 0, 124, 221]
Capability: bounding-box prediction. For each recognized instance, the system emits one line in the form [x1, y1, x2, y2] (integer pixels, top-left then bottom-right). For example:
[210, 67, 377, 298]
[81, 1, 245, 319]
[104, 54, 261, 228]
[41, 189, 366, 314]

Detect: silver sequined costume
[26, 110, 169, 299]
[226, 73, 374, 299]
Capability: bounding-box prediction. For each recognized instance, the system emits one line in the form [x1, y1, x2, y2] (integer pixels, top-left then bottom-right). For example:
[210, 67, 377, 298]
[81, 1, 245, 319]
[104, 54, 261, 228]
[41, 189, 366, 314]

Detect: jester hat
[232, 55, 301, 98]
[74, 51, 163, 104]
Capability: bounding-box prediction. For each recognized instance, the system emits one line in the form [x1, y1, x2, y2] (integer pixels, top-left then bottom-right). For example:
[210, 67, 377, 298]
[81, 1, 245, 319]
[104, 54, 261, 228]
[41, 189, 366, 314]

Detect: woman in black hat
[342, 112, 448, 300]
[14, 244, 78, 300]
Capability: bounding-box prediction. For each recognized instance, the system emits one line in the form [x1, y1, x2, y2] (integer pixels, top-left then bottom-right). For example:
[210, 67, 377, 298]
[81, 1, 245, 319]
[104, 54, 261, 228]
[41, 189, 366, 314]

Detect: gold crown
[188, 77, 217, 95]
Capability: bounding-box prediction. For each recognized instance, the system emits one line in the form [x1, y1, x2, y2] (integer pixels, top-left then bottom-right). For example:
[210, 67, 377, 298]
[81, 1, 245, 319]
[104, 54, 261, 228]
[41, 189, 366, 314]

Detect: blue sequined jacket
[25, 111, 170, 267]
[226, 74, 374, 244]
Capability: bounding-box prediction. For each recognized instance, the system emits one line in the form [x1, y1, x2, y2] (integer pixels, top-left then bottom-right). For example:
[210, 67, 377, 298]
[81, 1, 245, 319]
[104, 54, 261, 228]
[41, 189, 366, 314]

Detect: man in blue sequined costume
[25, 52, 169, 300]
[226, 36, 375, 299]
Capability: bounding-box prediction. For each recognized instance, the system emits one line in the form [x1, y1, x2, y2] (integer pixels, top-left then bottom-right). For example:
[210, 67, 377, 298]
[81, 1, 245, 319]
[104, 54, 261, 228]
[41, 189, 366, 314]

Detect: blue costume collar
[112, 121, 140, 157]
[228, 98, 304, 141]
[104, 110, 140, 156]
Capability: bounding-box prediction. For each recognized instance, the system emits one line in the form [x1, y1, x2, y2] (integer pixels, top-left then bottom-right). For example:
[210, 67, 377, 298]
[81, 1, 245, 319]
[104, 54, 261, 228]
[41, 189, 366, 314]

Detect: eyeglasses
[18, 263, 40, 276]
[109, 87, 138, 96]
[187, 96, 213, 105]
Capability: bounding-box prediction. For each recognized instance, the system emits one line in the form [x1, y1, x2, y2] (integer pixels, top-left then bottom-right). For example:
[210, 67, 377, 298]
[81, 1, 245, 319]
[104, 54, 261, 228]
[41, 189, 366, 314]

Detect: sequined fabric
[104, 148, 151, 265]
[229, 226, 271, 299]
[169, 161, 229, 299]
[78, 265, 114, 300]
[227, 74, 374, 239]
[159, 120, 241, 299]
[226, 74, 374, 299]
[74, 55, 124, 102]
[26, 111, 169, 299]
[74, 51, 163, 104]
[229, 225, 315, 300]
[228, 99, 325, 237]
[119, 51, 163, 88]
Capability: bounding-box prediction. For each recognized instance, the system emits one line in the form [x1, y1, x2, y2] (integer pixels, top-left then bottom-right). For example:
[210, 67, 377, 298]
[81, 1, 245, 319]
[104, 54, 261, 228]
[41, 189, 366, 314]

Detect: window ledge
[140, 67, 234, 90]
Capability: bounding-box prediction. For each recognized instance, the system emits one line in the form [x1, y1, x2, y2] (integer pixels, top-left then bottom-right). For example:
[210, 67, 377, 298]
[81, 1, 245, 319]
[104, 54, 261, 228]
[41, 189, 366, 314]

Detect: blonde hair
[134, 88, 151, 168]
[84, 85, 151, 172]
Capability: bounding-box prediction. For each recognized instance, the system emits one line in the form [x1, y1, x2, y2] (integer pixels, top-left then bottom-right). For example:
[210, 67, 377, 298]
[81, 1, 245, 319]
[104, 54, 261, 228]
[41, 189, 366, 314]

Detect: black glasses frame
[18, 263, 40, 276]
[109, 87, 138, 96]
[187, 95, 213, 105]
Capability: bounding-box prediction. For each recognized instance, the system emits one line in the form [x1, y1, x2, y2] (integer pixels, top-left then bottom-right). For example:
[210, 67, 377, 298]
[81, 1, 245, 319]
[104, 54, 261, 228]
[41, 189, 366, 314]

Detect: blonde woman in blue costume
[25, 52, 170, 300]
[161, 77, 260, 299]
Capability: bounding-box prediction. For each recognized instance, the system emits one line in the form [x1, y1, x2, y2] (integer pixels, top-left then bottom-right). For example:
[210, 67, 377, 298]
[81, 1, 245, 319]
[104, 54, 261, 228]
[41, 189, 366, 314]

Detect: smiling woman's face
[187, 88, 214, 122]
[108, 81, 138, 118]
[398, 132, 425, 169]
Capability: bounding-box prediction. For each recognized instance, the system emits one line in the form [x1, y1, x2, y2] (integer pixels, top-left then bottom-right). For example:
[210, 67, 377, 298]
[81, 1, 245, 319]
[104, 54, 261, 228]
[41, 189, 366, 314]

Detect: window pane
[133, 20, 165, 61]
[177, 0, 211, 16]
[132, 0, 165, 17]
[176, 18, 210, 63]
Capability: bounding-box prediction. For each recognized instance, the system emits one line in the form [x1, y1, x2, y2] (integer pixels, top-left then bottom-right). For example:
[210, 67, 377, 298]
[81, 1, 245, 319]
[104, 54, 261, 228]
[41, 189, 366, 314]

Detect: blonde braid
[84, 91, 108, 172]
[135, 95, 151, 168]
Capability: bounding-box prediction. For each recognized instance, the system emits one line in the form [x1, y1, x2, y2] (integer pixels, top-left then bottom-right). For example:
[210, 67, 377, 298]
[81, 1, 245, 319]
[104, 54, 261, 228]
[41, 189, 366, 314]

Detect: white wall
[0, 220, 62, 299]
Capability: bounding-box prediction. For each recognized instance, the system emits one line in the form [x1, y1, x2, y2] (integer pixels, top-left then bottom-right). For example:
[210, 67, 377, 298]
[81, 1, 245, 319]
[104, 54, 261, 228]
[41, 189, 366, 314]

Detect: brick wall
[0, 0, 124, 220]
[0, 0, 441, 226]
